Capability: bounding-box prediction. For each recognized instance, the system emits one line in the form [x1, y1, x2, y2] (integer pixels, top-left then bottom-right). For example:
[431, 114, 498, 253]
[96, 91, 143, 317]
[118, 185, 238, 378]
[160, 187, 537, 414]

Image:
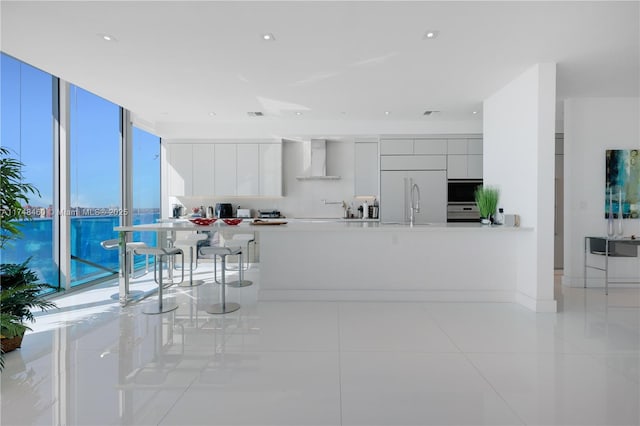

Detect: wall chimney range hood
[296, 139, 341, 180]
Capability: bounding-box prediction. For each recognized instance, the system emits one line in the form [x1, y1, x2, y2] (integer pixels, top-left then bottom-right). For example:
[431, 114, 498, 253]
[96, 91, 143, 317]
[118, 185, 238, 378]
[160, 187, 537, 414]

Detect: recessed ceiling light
[99, 34, 117, 42]
[208, 112, 216, 116]
[423, 30, 439, 39]
[384, 111, 391, 115]
[262, 33, 276, 41]
[472, 111, 478, 115]
[295, 111, 302, 116]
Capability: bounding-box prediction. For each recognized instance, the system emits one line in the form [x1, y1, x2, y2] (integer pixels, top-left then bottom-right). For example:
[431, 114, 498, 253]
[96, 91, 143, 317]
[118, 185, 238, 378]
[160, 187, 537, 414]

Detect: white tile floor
[1, 265, 640, 425]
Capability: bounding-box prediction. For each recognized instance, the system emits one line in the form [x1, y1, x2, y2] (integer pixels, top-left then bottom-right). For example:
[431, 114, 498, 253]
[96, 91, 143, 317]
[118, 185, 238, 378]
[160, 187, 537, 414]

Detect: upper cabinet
[165, 141, 282, 197]
[354, 141, 378, 196]
[446, 138, 483, 179]
[214, 144, 238, 196]
[192, 144, 215, 195]
[259, 143, 282, 197]
[166, 143, 193, 196]
[380, 139, 413, 155]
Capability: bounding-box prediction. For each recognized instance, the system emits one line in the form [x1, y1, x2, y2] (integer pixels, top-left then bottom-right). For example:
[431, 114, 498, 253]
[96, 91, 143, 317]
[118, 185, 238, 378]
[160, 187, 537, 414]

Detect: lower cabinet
[380, 170, 447, 224]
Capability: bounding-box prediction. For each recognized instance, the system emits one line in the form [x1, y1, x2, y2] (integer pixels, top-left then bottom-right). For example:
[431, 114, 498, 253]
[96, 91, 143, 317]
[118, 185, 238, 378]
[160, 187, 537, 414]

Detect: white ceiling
[1, 1, 638, 139]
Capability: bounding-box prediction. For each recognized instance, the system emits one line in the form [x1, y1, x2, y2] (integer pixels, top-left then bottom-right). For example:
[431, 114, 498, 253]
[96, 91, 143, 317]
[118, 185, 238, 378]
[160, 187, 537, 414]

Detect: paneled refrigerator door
[380, 171, 407, 223]
[410, 170, 447, 224]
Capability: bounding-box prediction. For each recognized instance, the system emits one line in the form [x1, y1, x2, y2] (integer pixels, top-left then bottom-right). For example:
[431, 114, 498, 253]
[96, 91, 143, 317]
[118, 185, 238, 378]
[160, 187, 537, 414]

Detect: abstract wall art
[605, 149, 640, 218]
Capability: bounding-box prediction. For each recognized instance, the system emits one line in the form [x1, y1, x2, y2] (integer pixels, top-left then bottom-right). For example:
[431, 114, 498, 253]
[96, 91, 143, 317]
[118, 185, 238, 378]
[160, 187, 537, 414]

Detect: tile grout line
[426, 306, 528, 426]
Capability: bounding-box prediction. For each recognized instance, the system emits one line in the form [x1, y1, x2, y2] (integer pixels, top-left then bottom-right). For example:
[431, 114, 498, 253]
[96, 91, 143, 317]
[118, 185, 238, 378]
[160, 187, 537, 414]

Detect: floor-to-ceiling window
[69, 85, 121, 286]
[132, 126, 161, 266]
[1, 54, 159, 290]
[0, 53, 59, 288]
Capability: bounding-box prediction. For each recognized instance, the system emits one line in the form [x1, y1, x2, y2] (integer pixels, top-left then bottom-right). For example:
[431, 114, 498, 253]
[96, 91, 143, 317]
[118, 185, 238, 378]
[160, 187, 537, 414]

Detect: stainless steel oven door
[447, 204, 480, 222]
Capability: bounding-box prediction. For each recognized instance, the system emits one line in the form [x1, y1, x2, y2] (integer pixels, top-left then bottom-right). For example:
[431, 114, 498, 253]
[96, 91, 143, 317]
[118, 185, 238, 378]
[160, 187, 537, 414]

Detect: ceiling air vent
[423, 110, 440, 116]
[247, 111, 264, 117]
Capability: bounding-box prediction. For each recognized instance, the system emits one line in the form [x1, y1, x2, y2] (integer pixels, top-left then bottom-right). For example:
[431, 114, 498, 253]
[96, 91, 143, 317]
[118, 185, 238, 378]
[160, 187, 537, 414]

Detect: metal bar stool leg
[143, 254, 178, 315]
[227, 250, 253, 288]
[178, 245, 204, 287]
[207, 254, 240, 314]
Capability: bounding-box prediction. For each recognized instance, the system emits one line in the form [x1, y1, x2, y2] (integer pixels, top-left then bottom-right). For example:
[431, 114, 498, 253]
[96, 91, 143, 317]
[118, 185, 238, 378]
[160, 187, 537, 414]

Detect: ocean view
[0, 212, 160, 289]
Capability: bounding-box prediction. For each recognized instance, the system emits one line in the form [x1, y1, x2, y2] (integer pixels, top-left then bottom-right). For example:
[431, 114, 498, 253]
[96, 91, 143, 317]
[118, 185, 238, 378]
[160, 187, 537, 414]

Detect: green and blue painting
[606, 149, 640, 218]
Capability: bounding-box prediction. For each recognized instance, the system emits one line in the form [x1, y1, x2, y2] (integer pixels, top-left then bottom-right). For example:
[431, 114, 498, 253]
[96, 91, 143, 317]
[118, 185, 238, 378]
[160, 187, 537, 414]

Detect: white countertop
[116, 220, 531, 233]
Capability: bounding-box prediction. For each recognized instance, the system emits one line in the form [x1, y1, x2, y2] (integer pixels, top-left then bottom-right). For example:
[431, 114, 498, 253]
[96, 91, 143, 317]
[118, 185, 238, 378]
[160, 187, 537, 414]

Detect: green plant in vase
[475, 186, 500, 224]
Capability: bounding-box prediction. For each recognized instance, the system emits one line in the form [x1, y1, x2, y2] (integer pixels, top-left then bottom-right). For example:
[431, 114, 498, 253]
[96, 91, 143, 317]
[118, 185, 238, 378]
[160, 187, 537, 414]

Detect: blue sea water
[0, 212, 160, 289]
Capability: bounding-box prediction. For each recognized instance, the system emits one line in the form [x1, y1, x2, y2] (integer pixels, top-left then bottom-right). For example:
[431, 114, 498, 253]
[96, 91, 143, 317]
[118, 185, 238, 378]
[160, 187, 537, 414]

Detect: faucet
[409, 182, 421, 226]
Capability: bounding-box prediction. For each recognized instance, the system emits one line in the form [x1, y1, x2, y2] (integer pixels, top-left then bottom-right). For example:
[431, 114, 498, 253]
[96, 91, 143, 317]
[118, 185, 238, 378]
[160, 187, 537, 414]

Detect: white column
[54, 80, 71, 290]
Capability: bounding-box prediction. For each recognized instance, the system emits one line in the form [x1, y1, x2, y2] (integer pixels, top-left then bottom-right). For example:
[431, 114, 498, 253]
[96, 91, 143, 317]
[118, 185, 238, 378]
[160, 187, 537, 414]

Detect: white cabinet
[380, 170, 447, 224]
[467, 155, 483, 178]
[214, 144, 237, 196]
[237, 144, 259, 196]
[380, 139, 414, 155]
[446, 138, 483, 179]
[447, 155, 468, 179]
[259, 143, 282, 196]
[166, 143, 193, 196]
[354, 142, 378, 196]
[165, 141, 283, 198]
[414, 139, 447, 155]
[447, 139, 468, 155]
[468, 139, 483, 155]
[381, 155, 446, 171]
[381, 138, 448, 155]
[192, 144, 215, 195]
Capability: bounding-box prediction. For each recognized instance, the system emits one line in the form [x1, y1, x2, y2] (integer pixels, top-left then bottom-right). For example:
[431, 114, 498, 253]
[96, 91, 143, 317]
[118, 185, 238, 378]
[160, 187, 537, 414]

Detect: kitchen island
[254, 222, 540, 307]
[115, 221, 553, 311]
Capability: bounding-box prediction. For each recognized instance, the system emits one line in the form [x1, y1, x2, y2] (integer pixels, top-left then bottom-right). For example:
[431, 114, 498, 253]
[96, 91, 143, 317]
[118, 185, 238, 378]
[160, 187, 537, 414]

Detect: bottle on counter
[362, 201, 369, 219]
[372, 198, 379, 219]
[494, 208, 504, 225]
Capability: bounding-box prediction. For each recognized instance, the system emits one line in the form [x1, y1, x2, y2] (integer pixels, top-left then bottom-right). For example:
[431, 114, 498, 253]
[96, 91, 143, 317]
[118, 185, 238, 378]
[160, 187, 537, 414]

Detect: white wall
[563, 98, 640, 286]
[483, 63, 557, 312]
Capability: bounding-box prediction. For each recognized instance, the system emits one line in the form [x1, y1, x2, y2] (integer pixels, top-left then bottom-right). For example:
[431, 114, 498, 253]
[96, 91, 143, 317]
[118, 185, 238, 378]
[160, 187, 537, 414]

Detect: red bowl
[189, 217, 217, 226]
[222, 218, 242, 226]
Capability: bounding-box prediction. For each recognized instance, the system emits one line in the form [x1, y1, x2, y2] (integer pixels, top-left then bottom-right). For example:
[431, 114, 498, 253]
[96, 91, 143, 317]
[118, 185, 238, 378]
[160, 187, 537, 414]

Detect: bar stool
[225, 233, 256, 271]
[133, 246, 184, 315]
[173, 233, 208, 287]
[101, 239, 148, 300]
[212, 244, 252, 288]
[100, 239, 150, 278]
[199, 246, 241, 314]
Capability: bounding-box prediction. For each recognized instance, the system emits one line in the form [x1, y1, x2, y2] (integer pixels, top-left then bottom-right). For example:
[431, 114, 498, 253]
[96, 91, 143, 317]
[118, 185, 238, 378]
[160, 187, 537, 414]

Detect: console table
[584, 236, 640, 294]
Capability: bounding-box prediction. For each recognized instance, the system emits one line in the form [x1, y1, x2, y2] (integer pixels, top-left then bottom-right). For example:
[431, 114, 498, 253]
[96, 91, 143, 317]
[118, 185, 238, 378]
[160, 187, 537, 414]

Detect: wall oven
[447, 179, 482, 222]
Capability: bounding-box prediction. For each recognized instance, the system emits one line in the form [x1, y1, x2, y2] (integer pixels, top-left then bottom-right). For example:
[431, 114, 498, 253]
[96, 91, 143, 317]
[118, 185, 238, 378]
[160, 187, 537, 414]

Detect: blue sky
[1, 53, 160, 209]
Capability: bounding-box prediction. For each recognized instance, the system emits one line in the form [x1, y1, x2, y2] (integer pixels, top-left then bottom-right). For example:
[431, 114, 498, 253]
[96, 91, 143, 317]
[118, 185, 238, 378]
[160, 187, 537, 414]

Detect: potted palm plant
[1, 262, 57, 365]
[1, 146, 57, 370]
[475, 186, 500, 225]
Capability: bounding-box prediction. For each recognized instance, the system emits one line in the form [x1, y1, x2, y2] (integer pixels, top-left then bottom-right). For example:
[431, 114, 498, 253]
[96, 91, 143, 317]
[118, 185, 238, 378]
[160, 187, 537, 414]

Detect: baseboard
[258, 289, 517, 303]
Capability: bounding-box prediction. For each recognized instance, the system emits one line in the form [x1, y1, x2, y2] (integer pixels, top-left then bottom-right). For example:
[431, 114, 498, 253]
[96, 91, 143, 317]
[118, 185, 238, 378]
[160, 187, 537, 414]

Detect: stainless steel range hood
[295, 139, 341, 180]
